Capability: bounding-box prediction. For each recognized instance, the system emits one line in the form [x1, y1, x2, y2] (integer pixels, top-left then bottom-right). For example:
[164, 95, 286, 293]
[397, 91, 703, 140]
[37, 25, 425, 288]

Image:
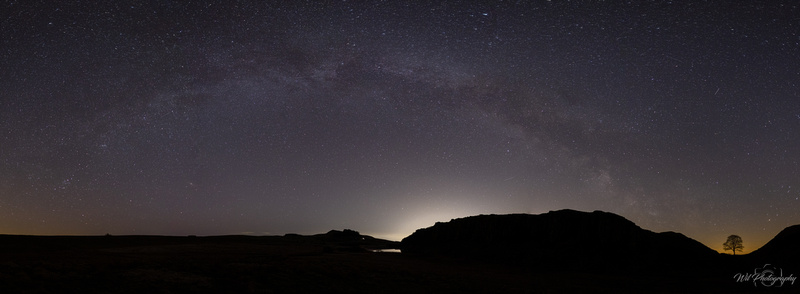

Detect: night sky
[1, 1, 798, 253]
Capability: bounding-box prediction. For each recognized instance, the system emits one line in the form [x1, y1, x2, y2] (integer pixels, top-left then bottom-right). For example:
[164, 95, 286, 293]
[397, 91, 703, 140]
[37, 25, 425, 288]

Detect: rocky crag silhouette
[401, 209, 719, 273]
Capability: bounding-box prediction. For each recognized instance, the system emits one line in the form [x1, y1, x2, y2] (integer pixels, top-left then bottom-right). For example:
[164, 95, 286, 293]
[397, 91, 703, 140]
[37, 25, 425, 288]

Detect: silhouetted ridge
[306, 229, 400, 252]
[401, 209, 717, 272]
[750, 224, 800, 263]
[321, 229, 363, 241]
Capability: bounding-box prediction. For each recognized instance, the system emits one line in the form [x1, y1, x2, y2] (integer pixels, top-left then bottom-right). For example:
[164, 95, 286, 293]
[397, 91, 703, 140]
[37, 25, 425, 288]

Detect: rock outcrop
[401, 209, 718, 272]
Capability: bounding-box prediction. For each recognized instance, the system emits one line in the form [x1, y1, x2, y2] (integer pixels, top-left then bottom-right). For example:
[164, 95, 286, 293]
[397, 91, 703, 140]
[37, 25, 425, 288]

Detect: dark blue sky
[1, 1, 798, 252]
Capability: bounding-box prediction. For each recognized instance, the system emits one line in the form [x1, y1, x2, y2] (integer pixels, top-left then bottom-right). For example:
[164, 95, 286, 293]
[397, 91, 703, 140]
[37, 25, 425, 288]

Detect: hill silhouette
[401, 209, 719, 273]
[2, 221, 798, 292]
[748, 224, 800, 265]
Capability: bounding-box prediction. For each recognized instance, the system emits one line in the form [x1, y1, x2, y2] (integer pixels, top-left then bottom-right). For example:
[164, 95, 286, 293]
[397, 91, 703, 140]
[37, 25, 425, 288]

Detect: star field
[1, 1, 799, 252]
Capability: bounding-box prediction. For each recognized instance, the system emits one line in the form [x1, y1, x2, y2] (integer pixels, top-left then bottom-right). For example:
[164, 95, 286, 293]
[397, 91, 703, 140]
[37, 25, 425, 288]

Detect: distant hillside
[0, 230, 400, 254]
[309, 229, 401, 252]
[401, 210, 718, 272]
[748, 224, 800, 264]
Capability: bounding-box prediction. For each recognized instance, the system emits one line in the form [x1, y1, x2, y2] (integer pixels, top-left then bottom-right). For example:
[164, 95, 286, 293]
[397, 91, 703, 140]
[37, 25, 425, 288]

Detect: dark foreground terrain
[0, 234, 792, 293]
[3, 210, 799, 294]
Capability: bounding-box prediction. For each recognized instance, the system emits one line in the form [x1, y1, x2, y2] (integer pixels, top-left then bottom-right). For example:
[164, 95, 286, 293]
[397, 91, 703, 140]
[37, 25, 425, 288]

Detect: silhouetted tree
[723, 235, 744, 255]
